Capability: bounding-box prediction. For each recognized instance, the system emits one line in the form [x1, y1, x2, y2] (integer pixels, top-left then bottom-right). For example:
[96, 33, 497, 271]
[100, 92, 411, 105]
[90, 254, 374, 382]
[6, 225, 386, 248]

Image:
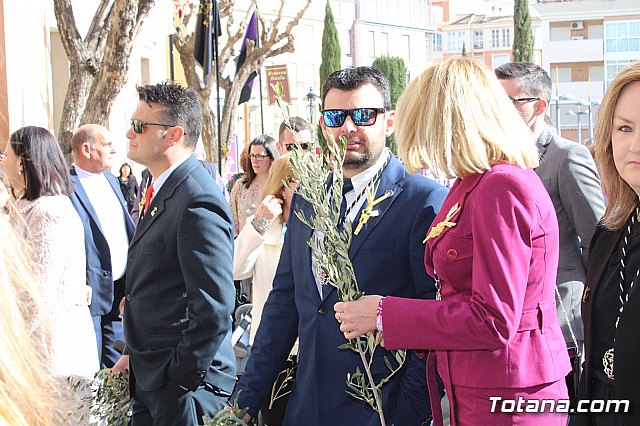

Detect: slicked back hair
[321, 67, 392, 109]
[136, 82, 202, 149]
[494, 62, 552, 102]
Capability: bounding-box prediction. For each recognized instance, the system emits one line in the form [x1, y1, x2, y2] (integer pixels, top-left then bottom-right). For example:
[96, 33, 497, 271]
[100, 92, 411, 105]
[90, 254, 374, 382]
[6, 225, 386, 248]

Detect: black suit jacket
[123, 156, 236, 393]
[70, 168, 135, 316]
[578, 225, 640, 425]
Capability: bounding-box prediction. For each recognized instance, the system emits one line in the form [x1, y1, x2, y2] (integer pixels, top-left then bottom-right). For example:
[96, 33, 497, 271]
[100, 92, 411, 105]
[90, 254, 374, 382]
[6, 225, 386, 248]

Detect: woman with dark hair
[229, 134, 279, 236]
[3, 126, 98, 381]
[577, 60, 640, 426]
[118, 162, 138, 213]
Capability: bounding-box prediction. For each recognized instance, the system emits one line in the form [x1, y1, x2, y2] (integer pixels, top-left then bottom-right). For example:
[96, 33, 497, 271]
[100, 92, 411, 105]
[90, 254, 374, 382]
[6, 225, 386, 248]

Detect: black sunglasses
[131, 119, 175, 134]
[322, 108, 387, 128]
[285, 143, 310, 152]
[509, 97, 540, 103]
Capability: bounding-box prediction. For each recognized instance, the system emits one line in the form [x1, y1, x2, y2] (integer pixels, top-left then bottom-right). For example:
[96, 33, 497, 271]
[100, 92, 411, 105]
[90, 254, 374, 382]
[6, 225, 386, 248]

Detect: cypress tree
[318, 0, 341, 148]
[512, 0, 534, 62]
[462, 41, 467, 57]
[371, 56, 407, 155]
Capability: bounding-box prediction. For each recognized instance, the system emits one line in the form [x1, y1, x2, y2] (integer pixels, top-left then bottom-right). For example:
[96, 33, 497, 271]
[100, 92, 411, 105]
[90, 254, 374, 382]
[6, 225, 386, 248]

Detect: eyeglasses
[285, 143, 310, 152]
[130, 119, 175, 134]
[509, 97, 540, 104]
[249, 153, 271, 161]
[321, 108, 387, 128]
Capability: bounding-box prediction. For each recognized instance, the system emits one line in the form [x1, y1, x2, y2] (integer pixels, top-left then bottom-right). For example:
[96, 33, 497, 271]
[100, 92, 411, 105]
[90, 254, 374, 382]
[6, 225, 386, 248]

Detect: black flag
[194, 0, 221, 86]
[236, 11, 258, 105]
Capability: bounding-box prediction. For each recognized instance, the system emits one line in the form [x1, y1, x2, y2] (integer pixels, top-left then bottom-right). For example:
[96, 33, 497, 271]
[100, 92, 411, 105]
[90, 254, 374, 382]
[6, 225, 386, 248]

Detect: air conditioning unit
[571, 35, 584, 41]
[570, 21, 584, 30]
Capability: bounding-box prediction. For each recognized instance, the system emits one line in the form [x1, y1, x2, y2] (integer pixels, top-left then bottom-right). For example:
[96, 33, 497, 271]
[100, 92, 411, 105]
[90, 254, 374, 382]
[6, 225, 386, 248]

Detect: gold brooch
[354, 184, 393, 236]
[423, 203, 460, 243]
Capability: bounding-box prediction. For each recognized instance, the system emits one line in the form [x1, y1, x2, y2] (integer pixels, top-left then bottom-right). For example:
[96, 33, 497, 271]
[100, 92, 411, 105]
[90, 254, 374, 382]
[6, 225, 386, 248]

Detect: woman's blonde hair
[261, 153, 294, 222]
[0, 215, 63, 425]
[396, 58, 539, 177]
[593, 60, 640, 230]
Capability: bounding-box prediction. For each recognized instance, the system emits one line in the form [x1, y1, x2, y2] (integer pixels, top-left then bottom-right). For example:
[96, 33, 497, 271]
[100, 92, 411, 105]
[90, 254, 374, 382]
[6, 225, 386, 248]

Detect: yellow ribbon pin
[423, 203, 460, 243]
[354, 184, 393, 236]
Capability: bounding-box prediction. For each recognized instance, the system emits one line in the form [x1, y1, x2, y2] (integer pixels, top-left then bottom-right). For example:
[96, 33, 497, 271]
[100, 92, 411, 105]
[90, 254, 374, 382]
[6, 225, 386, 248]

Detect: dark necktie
[339, 178, 353, 225]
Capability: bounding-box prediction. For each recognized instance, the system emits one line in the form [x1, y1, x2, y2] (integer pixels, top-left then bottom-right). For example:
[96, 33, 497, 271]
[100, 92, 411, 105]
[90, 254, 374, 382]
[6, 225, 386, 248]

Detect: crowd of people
[1, 59, 639, 426]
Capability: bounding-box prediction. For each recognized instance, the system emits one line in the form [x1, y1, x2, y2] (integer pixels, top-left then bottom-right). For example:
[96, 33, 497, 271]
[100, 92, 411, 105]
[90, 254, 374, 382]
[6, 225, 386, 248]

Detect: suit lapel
[424, 172, 484, 249]
[348, 173, 401, 258]
[130, 157, 196, 247]
[583, 227, 623, 317]
[71, 167, 106, 236]
[536, 127, 553, 162]
[105, 172, 136, 239]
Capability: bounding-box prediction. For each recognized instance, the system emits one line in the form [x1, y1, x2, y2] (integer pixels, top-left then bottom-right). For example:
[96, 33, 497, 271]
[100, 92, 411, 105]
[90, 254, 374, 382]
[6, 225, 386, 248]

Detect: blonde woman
[233, 153, 297, 346]
[578, 60, 640, 426]
[0, 210, 64, 425]
[335, 58, 571, 425]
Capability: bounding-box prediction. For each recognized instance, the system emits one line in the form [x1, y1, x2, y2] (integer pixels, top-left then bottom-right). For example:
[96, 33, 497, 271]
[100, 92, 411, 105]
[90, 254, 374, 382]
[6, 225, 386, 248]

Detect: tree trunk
[82, 0, 155, 125]
[54, 0, 153, 156]
[173, 33, 220, 163]
[57, 64, 96, 158]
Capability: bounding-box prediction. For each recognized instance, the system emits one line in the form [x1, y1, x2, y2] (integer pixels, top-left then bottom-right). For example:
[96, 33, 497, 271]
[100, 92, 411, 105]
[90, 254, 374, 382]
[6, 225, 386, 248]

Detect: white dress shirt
[74, 165, 129, 280]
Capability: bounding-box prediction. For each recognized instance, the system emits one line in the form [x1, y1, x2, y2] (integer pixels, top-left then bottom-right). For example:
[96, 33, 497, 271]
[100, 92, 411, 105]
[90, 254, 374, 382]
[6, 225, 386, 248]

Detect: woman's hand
[334, 295, 382, 340]
[252, 195, 283, 234]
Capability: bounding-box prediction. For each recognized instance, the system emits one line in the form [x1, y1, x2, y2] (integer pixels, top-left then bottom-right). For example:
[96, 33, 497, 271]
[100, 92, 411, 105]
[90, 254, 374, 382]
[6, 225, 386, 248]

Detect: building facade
[534, 0, 640, 143]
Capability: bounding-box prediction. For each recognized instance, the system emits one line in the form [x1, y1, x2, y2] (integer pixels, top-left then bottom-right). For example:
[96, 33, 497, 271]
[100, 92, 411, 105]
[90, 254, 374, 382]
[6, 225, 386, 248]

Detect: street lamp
[566, 110, 589, 145]
[552, 93, 576, 136]
[306, 87, 318, 125]
[585, 98, 601, 141]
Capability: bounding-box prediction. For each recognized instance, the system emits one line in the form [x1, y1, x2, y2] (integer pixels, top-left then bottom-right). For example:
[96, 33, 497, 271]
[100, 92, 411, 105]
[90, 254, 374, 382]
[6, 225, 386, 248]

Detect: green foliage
[512, 0, 534, 62]
[204, 395, 251, 425]
[318, 0, 341, 148]
[69, 369, 132, 426]
[371, 56, 407, 155]
[462, 41, 467, 57]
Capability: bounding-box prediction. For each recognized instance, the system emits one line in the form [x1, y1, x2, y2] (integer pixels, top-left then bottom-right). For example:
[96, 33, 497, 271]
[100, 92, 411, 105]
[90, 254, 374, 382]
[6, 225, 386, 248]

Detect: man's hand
[112, 354, 129, 373]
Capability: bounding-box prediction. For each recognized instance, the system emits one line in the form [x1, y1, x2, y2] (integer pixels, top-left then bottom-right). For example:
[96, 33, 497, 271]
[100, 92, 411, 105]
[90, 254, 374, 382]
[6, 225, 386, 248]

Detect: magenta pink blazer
[382, 163, 571, 389]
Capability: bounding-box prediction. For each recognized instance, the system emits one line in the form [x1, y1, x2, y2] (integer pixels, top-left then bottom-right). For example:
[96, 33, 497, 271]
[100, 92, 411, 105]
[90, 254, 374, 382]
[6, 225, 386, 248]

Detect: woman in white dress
[233, 153, 297, 347]
[3, 126, 99, 380]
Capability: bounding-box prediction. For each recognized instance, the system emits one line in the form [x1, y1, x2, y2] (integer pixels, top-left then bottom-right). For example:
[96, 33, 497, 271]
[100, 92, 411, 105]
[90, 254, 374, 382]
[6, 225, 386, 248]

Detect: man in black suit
[69, 124, 135, 368]
[123, 82, 236, 424]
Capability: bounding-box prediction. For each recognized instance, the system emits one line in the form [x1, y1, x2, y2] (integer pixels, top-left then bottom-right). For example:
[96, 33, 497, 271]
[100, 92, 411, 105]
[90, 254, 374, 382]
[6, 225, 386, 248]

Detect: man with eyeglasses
[277, 116, 313, 154]
[119, 82, 236, 424]
[495, 62, 604, 380]
[233, 66, 448, 425]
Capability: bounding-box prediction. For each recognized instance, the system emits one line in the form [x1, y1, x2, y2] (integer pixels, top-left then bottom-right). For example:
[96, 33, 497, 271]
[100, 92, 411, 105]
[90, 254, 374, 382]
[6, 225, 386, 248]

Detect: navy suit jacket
[123, 156, 236, 393]
[235, 156, 448, 425]
[70, 167, 135, 317]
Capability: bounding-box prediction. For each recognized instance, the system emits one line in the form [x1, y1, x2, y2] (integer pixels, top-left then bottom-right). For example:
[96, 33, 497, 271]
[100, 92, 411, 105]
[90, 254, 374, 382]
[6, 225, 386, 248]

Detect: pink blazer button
[447, 249, 458, 259]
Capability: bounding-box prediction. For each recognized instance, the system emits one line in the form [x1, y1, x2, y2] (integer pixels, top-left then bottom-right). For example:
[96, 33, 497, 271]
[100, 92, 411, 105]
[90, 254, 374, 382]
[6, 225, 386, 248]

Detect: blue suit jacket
[123, 156, 236, 393]
[70, 167, 135, 317]
[235, 156, 448, 425]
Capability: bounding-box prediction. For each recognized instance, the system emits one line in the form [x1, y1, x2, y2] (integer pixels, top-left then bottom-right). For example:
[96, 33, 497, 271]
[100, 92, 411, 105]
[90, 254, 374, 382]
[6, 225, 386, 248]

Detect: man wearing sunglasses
[119, 82, 236, 424]
[495, 63, 605, 403]
[277, 116, 313, 154]
[234, 67, 448, 425]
